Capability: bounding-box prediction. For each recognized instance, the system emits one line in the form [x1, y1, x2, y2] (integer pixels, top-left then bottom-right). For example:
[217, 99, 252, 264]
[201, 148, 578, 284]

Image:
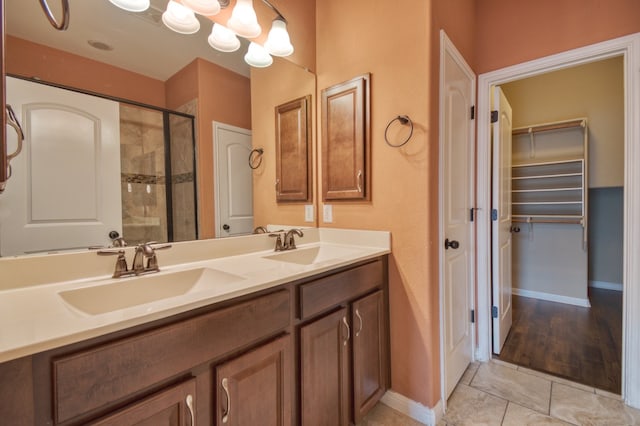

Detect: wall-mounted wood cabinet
[275, 95, 312, 202]
[321, 74, 371, 201]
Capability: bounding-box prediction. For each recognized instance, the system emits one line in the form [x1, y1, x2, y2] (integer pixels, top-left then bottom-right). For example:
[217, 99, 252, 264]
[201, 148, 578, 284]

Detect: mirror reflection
[0, 0, 316, 256]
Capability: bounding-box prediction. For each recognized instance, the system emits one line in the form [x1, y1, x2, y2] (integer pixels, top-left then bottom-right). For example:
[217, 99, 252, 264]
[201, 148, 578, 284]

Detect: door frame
[476, 33, 640, 407]
[212, 121, 252, 238]
[438, 30, 476, 409]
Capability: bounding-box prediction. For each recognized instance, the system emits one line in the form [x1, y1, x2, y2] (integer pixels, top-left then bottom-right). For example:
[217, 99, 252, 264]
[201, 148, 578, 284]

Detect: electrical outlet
[323, 204, 333, 223]
[305, 204, 314, 222]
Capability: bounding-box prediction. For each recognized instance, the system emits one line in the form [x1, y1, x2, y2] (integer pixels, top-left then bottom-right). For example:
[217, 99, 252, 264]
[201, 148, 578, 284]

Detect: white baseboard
[513, 288, 591, 307]
[380, 390, 441, 425]
[589, 280, 623, 292]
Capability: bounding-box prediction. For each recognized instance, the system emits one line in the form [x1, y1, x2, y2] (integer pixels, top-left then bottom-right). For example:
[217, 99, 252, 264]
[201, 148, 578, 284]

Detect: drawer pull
[355, 309, 363, 337]
[221, 377, 230, 423]
[356, 169, 363, 193]
[342, 316, 350, 346]
[186, 394, 195, 426]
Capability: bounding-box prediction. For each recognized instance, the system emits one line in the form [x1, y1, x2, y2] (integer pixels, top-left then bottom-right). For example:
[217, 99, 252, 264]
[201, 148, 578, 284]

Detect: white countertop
[0, 228, 390, 363]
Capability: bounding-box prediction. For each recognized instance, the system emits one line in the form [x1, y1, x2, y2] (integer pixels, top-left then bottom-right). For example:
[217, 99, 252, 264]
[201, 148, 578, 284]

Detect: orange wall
[251, 58, 316, 228]
[475, 0, 640, 73]
[5, 36, 166, 108]
[316, 0, 436, 406]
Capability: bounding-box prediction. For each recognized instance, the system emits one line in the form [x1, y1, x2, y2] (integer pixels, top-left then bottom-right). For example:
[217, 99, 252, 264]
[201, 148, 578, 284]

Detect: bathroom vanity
[0, 228, 390, 425]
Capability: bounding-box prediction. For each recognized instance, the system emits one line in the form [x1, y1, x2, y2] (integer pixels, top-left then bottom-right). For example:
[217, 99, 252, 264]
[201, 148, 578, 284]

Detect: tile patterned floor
[364, 360, 640, 425]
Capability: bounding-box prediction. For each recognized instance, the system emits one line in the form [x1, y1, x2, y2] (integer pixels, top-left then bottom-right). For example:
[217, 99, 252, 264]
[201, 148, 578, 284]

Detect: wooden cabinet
[352, 291, 386, 423]
[0, 257, 388, 426]
[300, 308, 351, 426]
[321, 74, 371, 201]
[90, 379, 196, 426]
[275, 95, 312, 202]
[216, 336, 292, 426]
[299, 260, 388, 426]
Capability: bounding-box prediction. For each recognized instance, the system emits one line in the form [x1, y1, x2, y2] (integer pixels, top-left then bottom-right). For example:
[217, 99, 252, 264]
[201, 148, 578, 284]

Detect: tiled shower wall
[119, 104, 168, 245]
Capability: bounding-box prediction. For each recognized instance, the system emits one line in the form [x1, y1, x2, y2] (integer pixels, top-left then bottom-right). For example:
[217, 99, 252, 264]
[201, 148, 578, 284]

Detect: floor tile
[550, 382, 640, 425]
[490, 358, 519, 370]
[357, 402, 426, 426]
[517, 366, 596, 393]
[595, 388, 623, 400]
[471, 362, 552, 414]
[502, 402, 572, 425]
[443, 383, 507, 426]
[460, 362, 480, 385]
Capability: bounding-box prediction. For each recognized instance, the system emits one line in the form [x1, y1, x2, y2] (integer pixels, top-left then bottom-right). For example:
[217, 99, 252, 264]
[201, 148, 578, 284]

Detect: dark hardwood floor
[494, 288, 622, 393]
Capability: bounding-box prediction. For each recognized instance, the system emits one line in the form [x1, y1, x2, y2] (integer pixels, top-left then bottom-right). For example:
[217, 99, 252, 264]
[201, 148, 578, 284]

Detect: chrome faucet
[269, 229, 304, 251]
[98, 242, 171, 278]
[284, 229, 304, 250]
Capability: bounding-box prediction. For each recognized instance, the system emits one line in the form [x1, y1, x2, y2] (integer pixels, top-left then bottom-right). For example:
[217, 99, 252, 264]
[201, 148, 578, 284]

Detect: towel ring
[249, 148, 264, 170]
[384, 115, 413, 147]
[38, 0, 70, 31]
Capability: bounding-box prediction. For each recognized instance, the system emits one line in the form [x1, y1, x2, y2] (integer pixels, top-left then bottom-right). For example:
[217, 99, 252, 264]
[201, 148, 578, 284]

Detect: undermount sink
[263, 245, 363, 265]
[58, 268, 246, 315]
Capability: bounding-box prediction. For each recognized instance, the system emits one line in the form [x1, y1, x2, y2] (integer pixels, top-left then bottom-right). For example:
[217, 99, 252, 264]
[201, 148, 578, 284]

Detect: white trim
[380, 390, 441, 426]
[438, 30, 477, 410]
[589, 280, 624, 292]
[512, 288, 591, 308]
[476, 32, 640, 409]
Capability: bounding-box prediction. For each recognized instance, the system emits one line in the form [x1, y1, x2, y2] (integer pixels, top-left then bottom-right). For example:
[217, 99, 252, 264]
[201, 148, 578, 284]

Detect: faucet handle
[97, 249, 129, 278]
[268, 233, 284, 251]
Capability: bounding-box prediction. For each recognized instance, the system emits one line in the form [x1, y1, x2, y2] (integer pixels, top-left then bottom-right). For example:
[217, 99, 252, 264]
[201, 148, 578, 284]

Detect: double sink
[58, 245, 364, 316]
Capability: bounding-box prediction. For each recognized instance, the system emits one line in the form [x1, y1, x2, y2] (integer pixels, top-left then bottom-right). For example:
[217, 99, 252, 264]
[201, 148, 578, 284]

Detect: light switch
[323, 204, 333, 223]
[305, 204, 314, 222]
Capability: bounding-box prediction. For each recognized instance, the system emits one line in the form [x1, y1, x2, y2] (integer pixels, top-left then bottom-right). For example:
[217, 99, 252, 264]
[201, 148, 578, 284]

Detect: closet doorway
[491, 57, 624, 393]
[475, 34, 640, 407]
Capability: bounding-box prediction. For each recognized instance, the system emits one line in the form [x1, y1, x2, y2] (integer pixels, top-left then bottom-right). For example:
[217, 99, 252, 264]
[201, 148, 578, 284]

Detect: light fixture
[162, 0, 200, 34]
[264, 17, 293, 57]
[208, 23, 241, 52]
[227, 0, 261, 39]
[182, 0, 221, 16]
[108, 0, 150, 12]
[244, 42, 272, 68]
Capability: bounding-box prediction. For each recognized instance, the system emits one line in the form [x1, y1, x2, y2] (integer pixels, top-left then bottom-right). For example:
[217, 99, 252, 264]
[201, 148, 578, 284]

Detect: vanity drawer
[299, 259, 383, 320]
[53, 289, 290, 424]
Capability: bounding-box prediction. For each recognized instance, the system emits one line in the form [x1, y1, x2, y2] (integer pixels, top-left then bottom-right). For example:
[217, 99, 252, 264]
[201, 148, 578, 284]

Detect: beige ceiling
[5, 0, 250, 80]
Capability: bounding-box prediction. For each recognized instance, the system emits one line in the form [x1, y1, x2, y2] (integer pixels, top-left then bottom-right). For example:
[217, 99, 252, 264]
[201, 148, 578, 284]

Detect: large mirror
[0, 0, 316, 256]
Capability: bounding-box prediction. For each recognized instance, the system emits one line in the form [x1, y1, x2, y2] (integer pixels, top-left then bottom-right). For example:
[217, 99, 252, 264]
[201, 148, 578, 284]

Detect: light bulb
[244, 42, 273, 68]
[227, 0, 261, 39]
[162, 0, 200, 34]
[182, 0, 221, 16]
[108, 0, 150, 12]
[265, 18, 293, 57]
[208, 23, 241, 52]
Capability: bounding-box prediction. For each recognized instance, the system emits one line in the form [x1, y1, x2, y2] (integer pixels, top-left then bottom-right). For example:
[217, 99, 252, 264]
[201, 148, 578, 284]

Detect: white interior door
[441, 33, 475, 399]
[491, 86, 513, 354]
[0, 77, 121, 256]
[214, 122, 253, 237]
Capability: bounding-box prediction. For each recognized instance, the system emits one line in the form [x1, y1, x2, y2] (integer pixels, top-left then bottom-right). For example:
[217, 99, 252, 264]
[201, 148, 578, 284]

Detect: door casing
[475, 33, 640, 408]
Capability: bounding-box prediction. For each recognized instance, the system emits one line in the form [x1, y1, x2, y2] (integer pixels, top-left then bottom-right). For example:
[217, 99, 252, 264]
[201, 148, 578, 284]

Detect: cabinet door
[321, 74, 370, 201]
[300, 308, 350, 426]
[352, 291, 386, 423]
[275, 95, 312, 202]
[216, 335, 292, 426]
[90, 379, 196, 426]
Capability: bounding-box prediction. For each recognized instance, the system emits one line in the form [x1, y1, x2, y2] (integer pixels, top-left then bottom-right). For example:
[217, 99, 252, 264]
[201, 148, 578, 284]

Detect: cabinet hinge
[491, 110, 499, 123]
[470, 208, 475, 222]
[492, 306, 498, 318]
[471, 309, 475, 323]
[470, 105, 475, 120]
[491, 209, 498, 221]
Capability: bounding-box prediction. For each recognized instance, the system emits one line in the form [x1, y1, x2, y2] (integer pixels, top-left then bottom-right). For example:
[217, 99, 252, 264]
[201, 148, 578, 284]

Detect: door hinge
[491, 209, 498, 221]
[470, 105, 475, 120]
[492, 306, 498, 318]
[470, 208, 475, 222]
[471, 309, 475, 323]
[491, 110, 499, 123]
